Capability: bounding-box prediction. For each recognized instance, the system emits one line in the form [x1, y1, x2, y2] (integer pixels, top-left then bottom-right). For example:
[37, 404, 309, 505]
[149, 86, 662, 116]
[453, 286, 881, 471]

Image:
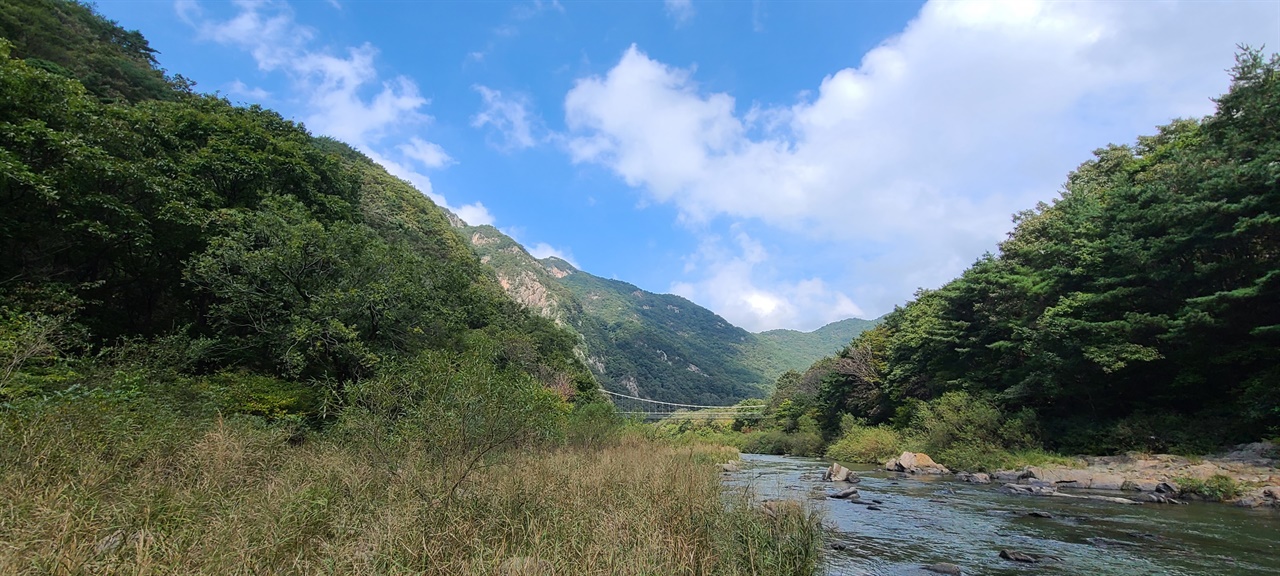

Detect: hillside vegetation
[746, 318, 880, 382]
[711, 50, 1280, 469]
[456, 224, 877, 405]
[0, 2, 823, 573]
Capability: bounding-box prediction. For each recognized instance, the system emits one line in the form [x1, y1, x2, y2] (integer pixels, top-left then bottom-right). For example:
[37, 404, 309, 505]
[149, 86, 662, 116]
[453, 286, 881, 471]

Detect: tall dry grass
[0, 403, 820, 575]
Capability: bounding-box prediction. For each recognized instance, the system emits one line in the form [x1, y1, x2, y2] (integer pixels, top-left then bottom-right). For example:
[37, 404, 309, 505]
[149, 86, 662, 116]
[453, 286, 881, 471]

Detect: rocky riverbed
[930, 442, 1280, 508]
[727, 453, 1280, 575]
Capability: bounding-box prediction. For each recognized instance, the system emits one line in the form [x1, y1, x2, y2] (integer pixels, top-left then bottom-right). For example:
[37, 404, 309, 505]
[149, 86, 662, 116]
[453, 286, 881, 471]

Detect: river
[727, 454, 1280, 575]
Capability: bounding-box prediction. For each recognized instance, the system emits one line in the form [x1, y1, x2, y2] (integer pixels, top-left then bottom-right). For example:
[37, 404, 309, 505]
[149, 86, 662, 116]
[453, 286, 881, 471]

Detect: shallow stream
[727, 454, 1280, 575]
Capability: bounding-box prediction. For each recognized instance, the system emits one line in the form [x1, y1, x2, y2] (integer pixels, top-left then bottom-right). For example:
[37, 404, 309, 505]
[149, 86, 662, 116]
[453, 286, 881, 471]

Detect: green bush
[565, 401, 626, 446]
[1174, 474, 1244, 501]
[740, 429, 823, 457]
[891, 392, 1052, 471]
[337, 342, 568, 464]
[826, 424, 904, 463]
[198, 371, 319, 421]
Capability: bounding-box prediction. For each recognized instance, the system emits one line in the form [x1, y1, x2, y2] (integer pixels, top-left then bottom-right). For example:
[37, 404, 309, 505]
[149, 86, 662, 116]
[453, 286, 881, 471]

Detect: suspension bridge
[598, 388, 764, 421]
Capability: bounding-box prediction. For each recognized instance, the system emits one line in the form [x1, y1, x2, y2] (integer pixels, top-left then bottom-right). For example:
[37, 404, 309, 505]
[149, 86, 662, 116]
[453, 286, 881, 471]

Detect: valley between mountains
[456, 221, 877, 405]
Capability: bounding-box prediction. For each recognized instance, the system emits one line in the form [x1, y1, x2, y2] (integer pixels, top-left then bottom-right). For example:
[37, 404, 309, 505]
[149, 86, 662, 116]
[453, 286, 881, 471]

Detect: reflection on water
[726, 454, 1280, 576]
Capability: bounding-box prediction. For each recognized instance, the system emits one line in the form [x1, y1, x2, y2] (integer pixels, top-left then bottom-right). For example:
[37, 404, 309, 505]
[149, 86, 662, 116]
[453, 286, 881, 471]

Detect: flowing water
[727, 454, 1280, 575]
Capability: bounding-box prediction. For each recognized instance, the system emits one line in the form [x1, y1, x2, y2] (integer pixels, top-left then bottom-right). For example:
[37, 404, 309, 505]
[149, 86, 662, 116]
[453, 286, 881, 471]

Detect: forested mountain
[0, 0, 176, 102]
[746, 318, 881, 382]
[454, 223, 876, 405]
[782, 50, 1280, 456]
[0, 0, 593, 411]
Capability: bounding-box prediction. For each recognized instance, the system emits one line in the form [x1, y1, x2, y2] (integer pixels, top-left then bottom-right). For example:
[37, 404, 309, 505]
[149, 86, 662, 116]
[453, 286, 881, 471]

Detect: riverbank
[0, 408, 821, 575]
[733, 454, 1280, 575]
[969, 442, 1280, 508]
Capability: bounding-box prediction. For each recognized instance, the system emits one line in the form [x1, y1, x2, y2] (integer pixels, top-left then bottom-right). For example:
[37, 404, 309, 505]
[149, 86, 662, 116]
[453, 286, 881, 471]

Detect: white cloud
[664, 0, 695, 27]
[179, 0, 492, 227]
[565, 0, 1280, 324]
[226, 79, 270, 100]
[472, 86, 538, 150]
[399, 137, 454, 169]
[527, 242, 579, 267]
[672, 230, 863, 332]
[454, 203, 496, 227]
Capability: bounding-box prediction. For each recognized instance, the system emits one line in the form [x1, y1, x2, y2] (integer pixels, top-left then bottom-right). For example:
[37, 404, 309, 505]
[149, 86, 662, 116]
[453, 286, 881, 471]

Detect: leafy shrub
[565, 401, 626, 446]
[337, 340, 568, 465]
[898, 392, 1048, 471]
[198, 371, 319, 421]
[1174, 474, 1244, 501]
[740, 430, 822, 457]
[826, 424, 904, 463]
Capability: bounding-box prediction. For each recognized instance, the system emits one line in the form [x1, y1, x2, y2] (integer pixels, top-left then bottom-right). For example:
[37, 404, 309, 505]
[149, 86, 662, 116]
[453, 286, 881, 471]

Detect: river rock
[1024, 466, 1125, 490]
[829, 486, 861, 499]
[1234, 486, 1280, 508]
[1087, 537, 1140, 548]
[95, 530, 125, 555]
[1182, 463, 1225, 480]
[761, 500, 802, 518]
[923, 562, 964, 575]
[721, 461, 740, 473]
[885, 452, 951, 475]
[1051, 492, 1143, 505]
[1145, 493, 1186, 504]
[1124, 478, 1161, 492]
[824, 462, 855, 482]
[957, 472, 991, 484]
[1003, 483, 1057, 496]
[992, 470, 1024, 482]
[999, 549, 1058, 563]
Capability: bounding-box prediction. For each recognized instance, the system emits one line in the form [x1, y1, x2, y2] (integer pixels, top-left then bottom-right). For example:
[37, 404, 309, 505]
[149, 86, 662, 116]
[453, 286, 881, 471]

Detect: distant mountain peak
[539, 256, 577, 278]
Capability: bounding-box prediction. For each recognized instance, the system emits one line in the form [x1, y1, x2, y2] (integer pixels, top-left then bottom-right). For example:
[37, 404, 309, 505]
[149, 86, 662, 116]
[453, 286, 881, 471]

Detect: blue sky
[96, 0, 1280, 331]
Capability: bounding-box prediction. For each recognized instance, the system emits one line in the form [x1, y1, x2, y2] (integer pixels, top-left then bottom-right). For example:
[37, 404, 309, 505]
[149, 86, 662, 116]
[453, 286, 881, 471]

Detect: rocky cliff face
[444, 214, 872, 405]
[460, 225, 577, 326]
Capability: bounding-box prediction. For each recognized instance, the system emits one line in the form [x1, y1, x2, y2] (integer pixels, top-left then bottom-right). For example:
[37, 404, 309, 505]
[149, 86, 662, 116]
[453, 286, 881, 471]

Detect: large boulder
[885, 452, 951, 475]
[1004, 483, 1058, 496]
[1235, 486, 1280, 508]
[992, 470, 1023, 483]
[1024, 467, 1126, 490]
[956, 472, 991, 484]
[824, 462, 857, 483]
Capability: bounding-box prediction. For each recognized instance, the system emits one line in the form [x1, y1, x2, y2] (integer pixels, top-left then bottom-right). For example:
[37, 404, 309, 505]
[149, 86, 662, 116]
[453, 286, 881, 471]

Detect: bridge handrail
[598, 388, 762, 411]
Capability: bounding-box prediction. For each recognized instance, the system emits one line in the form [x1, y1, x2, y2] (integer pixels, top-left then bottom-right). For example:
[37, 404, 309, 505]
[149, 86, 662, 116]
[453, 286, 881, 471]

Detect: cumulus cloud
[565, 0, 1280, 326]
[399, 137, 454, 169]
[472, 86, 538, 150]
[527, 242, 579, 267]
[226, 79, 270, 100]
[664, 0, 695, 27]
[453, 203, 497, 227]
[671, 230, 863, 332]
[178, 0, 490, 223]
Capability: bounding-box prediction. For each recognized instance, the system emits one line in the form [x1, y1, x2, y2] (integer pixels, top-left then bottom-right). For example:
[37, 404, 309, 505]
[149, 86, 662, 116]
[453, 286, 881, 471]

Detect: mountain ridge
[446, 213, 880, 404]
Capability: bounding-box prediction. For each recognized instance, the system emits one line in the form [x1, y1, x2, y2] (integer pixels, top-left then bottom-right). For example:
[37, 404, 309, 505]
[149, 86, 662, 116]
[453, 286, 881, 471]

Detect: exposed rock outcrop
[956, 472, 991, 484]
[885, 452, 950, 475]
[824, 462, 856, 482]
[1235, 485, 1280, 508]
[988, 442, 1279, 507]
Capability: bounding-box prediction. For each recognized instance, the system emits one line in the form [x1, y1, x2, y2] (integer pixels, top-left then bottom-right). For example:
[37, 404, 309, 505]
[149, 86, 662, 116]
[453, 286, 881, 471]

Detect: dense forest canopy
[785, 50, 1280, 456]
[0, 0, 594, 415]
